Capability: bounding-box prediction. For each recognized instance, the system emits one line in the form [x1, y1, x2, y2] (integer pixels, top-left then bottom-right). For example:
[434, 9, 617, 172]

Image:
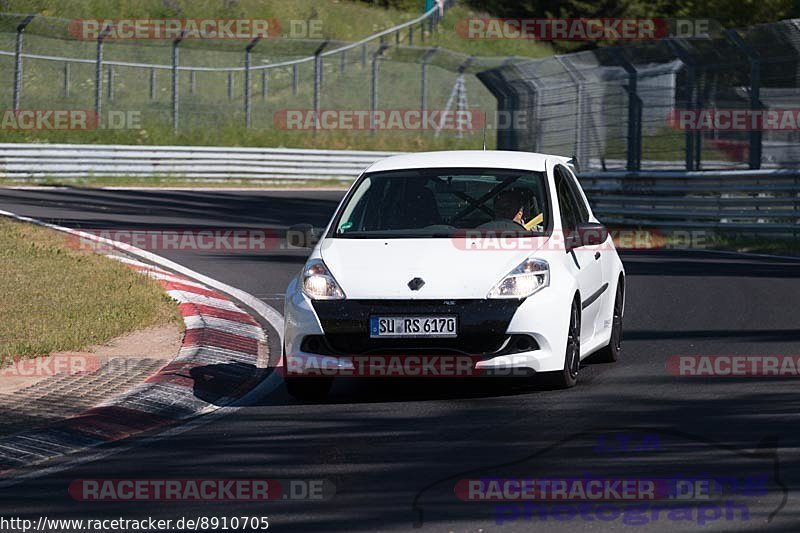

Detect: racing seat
[385, 183, 441, 229]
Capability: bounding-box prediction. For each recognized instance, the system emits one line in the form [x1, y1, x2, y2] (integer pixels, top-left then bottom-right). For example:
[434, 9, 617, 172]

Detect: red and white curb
[0, 210, 286, 480]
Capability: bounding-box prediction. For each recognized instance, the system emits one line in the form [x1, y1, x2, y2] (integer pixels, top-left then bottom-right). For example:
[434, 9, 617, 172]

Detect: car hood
[318, 236, 549, 299]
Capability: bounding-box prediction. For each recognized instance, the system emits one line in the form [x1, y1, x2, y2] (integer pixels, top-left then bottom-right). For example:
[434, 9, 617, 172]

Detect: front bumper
[284, 276, 571, 376]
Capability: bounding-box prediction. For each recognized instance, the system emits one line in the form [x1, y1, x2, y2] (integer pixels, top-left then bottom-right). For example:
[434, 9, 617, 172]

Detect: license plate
[370, 315, 457, 338]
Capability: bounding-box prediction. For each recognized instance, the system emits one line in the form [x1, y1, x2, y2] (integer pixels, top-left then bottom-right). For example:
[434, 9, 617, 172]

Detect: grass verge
[0, 218, 182, 359]
[703, 233, 800, 257]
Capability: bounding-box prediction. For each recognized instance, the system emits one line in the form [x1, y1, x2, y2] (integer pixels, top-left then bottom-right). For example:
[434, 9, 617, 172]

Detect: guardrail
[580, 170, 800, 236]
[0, 143, 399, 180]
[1, 144, 797, 237]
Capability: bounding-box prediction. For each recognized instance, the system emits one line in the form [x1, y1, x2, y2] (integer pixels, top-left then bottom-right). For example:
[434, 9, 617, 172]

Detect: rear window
[331, 168, 551, 238]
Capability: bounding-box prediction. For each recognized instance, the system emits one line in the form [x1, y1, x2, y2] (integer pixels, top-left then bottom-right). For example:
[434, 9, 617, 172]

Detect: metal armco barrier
[0, 144, 399, 180]
[579, 169, 800, 236]
[1, 143, 797, 237]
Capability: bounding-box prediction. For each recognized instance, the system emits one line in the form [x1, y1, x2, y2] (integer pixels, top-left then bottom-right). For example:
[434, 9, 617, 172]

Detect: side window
[556, 170, 580, 232]
[558, 165, 590, 223]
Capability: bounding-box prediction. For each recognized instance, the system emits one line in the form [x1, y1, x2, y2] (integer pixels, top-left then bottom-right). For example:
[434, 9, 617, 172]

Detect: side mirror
[568, 222, 608, 249]
[287, 224, 319, 248]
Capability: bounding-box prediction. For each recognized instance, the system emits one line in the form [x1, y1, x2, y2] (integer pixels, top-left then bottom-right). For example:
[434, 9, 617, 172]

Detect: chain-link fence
[3, 10, 799, 169]
[479, 19, 800, 171]
[0, 3, 517, 148]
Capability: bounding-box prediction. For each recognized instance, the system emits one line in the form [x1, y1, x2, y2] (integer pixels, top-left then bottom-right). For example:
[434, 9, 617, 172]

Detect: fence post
[370, 43, 390, 135]
[189, 70, 195, 95]
[420, 47, 438, 130]
[313, 40, 330, 132]
[171, 32, 184, 135]
[340, 50, 346, 74]
[261, 69, 268, 100]
[725, 29, 762, 170]
[556, 55, 588, 170]
[244, 36, 261, 129]
[526, 72, 543, 152]
[95, 23, 111, 121]
[362, 43, 367, 68]
[609, 47, 642, 171]
[149, 68, 157, 100]
[12, 15, 35, 111]
[666, 39, 696, 171]
[409, 24, 414, 45]
[292, 64, 298, 95]
[63, 62, 70, 98]
[106, 65, 114, 101]
[227, 72, 234, 101]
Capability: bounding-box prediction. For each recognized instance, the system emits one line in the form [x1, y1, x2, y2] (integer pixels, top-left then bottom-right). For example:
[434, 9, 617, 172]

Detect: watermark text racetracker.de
[0, 354, 100, 379]
[449, 228, 709, 252]
[76, 228, 284, 253]
[69, 478, 334, 501]
[69, 18, 323, 40]
[456, 18, 719, 41]
[284, 354, 537, 378]
[411, 428, 785, 528]
[667, 355, 800, 377]
[668, 108, 800, 131]
[1, 110, 141, 131]
[273, 109, 531, 131]
[0, 516, 269, 532]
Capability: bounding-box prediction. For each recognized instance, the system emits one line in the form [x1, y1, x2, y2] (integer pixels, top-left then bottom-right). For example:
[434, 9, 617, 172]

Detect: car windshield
[331, 168, 550, 238]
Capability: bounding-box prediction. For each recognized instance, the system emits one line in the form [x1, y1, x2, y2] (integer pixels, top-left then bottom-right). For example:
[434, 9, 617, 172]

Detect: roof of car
[364, 150, 571, 173]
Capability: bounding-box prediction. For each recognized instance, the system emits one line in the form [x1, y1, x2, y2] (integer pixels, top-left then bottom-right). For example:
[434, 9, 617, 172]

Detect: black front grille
[310, 299, 526, 356]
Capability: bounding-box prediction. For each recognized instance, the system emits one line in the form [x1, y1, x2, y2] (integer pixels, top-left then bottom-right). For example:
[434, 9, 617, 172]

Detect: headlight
[301, 259, 345, 300]
[487, 258, 549, 299]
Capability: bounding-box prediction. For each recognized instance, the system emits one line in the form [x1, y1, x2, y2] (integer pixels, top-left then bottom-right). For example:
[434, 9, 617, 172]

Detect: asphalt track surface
[1, 187, 799, 532]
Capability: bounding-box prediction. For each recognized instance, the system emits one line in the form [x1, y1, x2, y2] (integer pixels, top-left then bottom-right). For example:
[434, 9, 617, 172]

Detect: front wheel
[542, 299, 580, 389]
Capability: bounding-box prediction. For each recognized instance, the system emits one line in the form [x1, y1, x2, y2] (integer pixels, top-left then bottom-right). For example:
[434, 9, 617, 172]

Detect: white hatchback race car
[284, 151, 625, 399]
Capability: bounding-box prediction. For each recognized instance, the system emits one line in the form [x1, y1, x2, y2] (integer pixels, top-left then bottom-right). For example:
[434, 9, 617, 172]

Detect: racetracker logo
[456, 478, 674, 501]
[1, 109, 98, 131]
[668, 109, 800, 131]
[412, 428, 786, 528]
[273, 109, 485, 131]
[0, 355, 100, 378]
[667, 355, 800, 377]
[68, 479, 334, 501]
[283, 354, 534, 378]
[455, 18, 716, 41]
[76, 228, 280, 253]
[69, 19, 281, 40]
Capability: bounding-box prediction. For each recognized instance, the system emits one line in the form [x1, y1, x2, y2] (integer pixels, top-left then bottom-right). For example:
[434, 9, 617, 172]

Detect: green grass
[703, 233, 800, 257]
[604, 126, 733, 163]
[0, 125, 495, 151]
[4, 0, 422, 41]
[424, 5, 552, 59]
[0, 218, 182, 358]
[0, 1, 552, 150]
[1, 0, 552, 58]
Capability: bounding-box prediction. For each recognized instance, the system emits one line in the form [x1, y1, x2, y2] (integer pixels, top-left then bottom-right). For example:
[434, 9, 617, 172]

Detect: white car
[284, 151, 625, 399]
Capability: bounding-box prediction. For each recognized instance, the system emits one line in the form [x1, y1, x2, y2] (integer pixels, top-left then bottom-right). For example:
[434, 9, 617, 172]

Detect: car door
[554, 165, 605, 341]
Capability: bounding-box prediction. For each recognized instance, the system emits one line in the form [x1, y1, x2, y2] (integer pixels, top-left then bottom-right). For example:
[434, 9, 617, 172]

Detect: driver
[493, 190, 526, 228]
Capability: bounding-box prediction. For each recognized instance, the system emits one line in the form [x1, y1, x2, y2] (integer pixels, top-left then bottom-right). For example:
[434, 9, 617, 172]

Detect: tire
[285, 375, 333, 401]
[592, 279, 624, 363]
[542, 298, 581, 389]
